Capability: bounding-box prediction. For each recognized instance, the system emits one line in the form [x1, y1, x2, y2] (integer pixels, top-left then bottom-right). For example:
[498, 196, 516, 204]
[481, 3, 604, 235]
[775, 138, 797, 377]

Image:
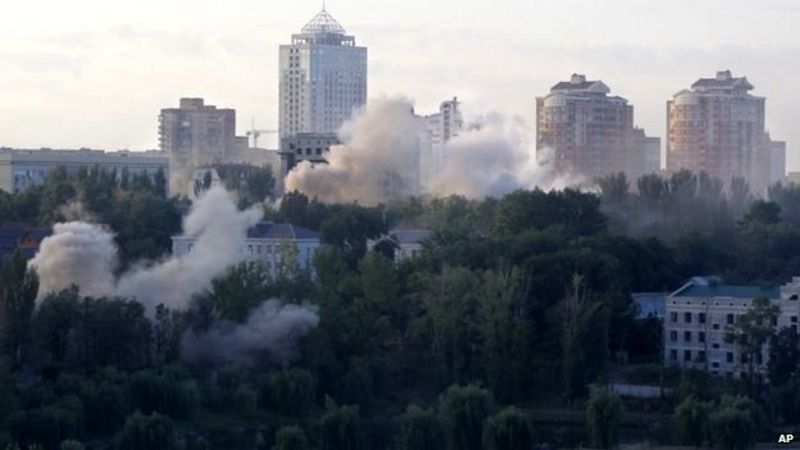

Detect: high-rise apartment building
[279, 8, 367, 139]
[159, 98, 237, 195]
[629, 128, 662, 179]
[536, 74, 654, 180]
[418, 97, 463, 190]
[667, 70, 783, 191]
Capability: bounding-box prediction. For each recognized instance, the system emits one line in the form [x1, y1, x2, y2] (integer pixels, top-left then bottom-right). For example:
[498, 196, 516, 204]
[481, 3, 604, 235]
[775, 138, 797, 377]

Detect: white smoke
[285, 97, 420, 206]
[31, 186, 263, 312]
[30, 222, 116, 299]
[180, 300, 320, 367]
[284, 97, 580, 205]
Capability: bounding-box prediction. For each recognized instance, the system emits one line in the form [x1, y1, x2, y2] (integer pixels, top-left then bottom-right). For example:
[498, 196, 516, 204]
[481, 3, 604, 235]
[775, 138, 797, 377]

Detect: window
[792, 316, 798, 324]
[713, 343, 720, 349]
[727, 314, 735, 325]
[670, 349, 678, 361]
[699, 332, 706, 343]
[726, 352, 734, 363]
[699, 313, 707, 324]
[670, 312, 678, 323]
[684, 331, 692, 342]
[670, 331, 678, 342]
[684, 350, 692, 362]
[713, 324, 720, 330]
[257, 245, 262, 255]
[698, 351, 706, 362]
[712, 362, 720, 368]
[757, 353, 763, 365]
[684, 312, 692, 324]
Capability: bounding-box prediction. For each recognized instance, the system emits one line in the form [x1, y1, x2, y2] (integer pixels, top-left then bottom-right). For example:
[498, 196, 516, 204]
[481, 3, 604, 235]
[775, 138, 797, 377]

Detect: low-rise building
[368, 229, 432, 262]
[0, 225, 52, 261]
[171, 222, 320, 276]
[664, 276, 800, 379]
[0, 148, 168, 194]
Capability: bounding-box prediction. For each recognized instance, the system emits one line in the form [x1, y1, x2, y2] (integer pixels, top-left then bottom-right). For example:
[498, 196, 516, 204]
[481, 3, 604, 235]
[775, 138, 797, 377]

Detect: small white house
[172, 221, 320, 276]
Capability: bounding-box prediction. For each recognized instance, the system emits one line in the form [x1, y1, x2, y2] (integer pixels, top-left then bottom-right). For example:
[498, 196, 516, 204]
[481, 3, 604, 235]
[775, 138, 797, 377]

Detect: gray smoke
[180, 300, 320, 367]
[284, 97, 581, 204]
[31, 186, 263, 312]
[285, 97, 422, 206]
[30, 222, 117, 298]
[429, 113, 578, 198]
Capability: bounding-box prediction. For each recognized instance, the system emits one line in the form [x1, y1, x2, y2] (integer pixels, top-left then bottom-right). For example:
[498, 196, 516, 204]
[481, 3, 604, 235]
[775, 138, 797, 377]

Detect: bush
[320, 404, 360, 450]
[273, 426, 309, 450]
[438, 384, 493, 450]
[115, 412, 180, 450]
[586, 386, 624, 449]
[397, 405, 444, 450]
[260, 369, 316, 416]
[482, 407, 533, 450]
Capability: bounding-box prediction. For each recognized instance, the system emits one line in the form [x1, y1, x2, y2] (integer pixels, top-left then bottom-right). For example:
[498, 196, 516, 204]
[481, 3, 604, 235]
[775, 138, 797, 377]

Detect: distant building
[279, 8, 367, 139]
[536, 74, 656, 180]
[667, 70, 783, 193]
[628, 128, 662, 180]
[280, 133, 341, 169]
[159, 98, 237, 196]
[418, 97, 463, 191]
[631, 292, 667, 320]
[753, 137, 786, 194]
[172, 222, 320, 276]
[368, 229, 432, 262]
[0, 148, 168, 194]
[664, 276, 800, 380]
[0, 225, 52, 261]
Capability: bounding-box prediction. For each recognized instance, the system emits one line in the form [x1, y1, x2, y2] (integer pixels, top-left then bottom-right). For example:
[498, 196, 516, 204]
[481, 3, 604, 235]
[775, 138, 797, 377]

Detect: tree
[260, 368, 316, 416]
[725, 297, 779, 390]
[397, 405, 444, 450]
[320, 403, 361, 450]
[586, 386, 624, 449]
[481, 407, 533, 450]
[560, 274, 607, 401]
[115, 412, 180, 450]
[273, 426, 309, 450]
[0, 251, 39, 368]
[438, 384, 493, 450]
[59, 440, 85, 450]
[708, 396, 762, 450]
[596, 172, 629, 204]
[673, 395, 712, 447]
[768, 327, 800, 387]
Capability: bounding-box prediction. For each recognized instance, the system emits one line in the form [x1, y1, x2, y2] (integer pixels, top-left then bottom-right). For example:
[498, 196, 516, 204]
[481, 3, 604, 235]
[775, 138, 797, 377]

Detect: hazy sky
[2, 0, 798, 169]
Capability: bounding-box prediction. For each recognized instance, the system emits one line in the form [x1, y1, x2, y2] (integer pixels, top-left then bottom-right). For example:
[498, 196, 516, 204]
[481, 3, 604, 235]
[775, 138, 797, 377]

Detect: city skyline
[1, 0, 799, 169]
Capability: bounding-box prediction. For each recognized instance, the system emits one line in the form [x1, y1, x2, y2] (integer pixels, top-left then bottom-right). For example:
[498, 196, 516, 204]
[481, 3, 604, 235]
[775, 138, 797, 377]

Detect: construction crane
[246, 119, 278, 149]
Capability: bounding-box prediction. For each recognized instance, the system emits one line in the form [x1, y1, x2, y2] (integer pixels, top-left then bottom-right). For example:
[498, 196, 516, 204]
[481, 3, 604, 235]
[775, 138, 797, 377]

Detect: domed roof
[301, 9, 346, 35]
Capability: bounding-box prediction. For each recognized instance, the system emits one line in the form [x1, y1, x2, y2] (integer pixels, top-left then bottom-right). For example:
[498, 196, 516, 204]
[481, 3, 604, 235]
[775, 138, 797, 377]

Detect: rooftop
[672, 283, 779, 299]
[390, 229, 432, 245]
[550, 74, 611, 94]
[301, 8, 346, 35]
[691, 70, 754, 91]
[246, 222, 320, 241]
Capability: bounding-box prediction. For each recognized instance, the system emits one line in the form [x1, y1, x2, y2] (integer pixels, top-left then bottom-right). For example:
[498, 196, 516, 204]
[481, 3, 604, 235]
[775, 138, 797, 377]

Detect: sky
[1, 0, 799, 169]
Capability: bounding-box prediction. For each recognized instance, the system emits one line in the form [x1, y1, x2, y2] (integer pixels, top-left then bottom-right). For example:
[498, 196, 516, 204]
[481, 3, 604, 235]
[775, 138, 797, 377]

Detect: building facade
[629, 128, 662, 180]
[418, 97, 464, 191]
[664, 276, 800, 379]
[172, 222, 320, 276]
[279, 8, 367, 139]
[536, 74, 655, 180]
[0, 148, 168, 193]
[667, 70, 783, 192]
[159, 98, 237, 196]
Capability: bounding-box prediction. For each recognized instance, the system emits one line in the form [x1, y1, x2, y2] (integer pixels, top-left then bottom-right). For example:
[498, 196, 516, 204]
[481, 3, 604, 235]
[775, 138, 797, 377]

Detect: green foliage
[673, 395, 712, 446]
[260, 368, 316, 416]
[586, 386, 624, 449]
[320, 403, 360, 450]
[708, 395, 763, 450]
[115, 412, 180, 450]
[397, 405, 443, 450]
[725, 297, 779, 388]
[768, 327, 800, 387]
[481, 407, 533, 450]
[0, 251, 38, 369]
[273, 426, 309, 450]
[128, 371, 197, 420]
[438, 384, 493, 450]
[58, 440, 84, 450]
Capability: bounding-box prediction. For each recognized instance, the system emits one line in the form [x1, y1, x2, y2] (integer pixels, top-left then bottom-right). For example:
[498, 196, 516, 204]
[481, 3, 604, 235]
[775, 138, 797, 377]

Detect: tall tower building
[279, 8, 367, 139]
[536, 74, 647, 180]
[159, 98, 237, 195]
[418, 97, 463, 190]
[667, 71, 769, 187]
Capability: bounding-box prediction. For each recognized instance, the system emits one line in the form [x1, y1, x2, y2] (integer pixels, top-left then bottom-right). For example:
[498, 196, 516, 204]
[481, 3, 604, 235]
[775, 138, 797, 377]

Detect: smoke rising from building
[285, 97, 420, 206]
[31, 186, 263, 313]
[181, 300, 320, 367]
[284, 97, 578, 205]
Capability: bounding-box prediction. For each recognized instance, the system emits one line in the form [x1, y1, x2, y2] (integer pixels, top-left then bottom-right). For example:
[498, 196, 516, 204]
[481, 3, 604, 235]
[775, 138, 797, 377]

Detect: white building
[368, 229, 432, 262]
[172, 222, 321, 276]
[664, 276, 800, 379]
[417, 97, 463, 191]
[279, 8, 367, 139]
[0, 148, 168, 193]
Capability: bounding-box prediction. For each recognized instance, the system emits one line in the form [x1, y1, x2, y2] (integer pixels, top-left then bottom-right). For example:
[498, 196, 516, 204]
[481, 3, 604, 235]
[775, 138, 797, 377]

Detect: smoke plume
[284, 97, 579, 205]
[31, 186, 263, 312]
[180, 300, 320, 367]
[286, 97, 420, 206]
[30, 222, 116, 299]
